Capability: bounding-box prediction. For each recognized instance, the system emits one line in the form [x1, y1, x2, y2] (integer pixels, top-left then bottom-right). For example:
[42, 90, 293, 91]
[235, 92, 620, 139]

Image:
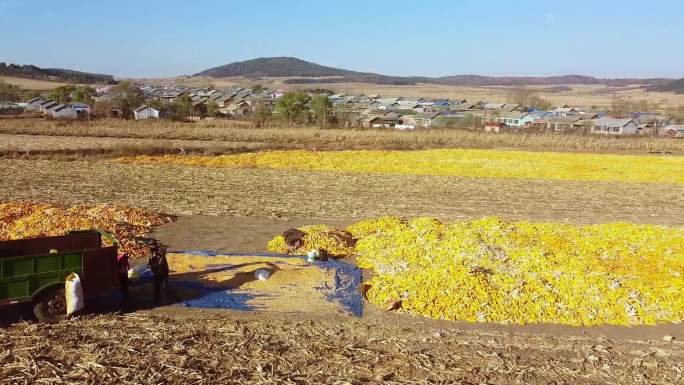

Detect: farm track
[2, 159, 683, 225]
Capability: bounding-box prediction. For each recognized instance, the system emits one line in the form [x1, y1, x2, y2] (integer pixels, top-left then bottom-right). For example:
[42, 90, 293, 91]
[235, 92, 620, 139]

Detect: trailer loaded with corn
[0, 230, 119, 322]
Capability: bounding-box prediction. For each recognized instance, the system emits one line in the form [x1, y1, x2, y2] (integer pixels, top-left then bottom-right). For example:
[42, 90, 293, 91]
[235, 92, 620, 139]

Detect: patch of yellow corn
[267, 224, 356, 257]
[118, 149, 684, 184]
[346, 216, 406, 239]
[0, 201, 175, 259]
[268, 217, 684, 325]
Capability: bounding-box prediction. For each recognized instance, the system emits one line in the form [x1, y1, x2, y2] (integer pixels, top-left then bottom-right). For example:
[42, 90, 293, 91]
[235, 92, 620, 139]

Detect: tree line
[0, 62, 114, 84]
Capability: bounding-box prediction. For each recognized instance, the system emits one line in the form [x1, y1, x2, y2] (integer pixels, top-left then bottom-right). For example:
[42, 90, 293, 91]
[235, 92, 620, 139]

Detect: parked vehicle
[0, 230, 119, 322]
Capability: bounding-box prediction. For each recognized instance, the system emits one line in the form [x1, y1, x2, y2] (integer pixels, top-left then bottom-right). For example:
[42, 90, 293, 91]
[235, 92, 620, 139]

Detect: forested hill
[194, 57, 422, 85]
[0, 63, 115, 84]
[649, 78, 684, 93]
[195, 57, 357, 77]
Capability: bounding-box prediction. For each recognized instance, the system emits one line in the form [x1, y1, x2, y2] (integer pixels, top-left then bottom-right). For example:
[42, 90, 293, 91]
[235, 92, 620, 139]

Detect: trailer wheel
[34, 287, 67, 323]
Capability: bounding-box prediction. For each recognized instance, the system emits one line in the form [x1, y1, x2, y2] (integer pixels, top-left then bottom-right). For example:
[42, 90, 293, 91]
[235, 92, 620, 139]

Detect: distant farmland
[0, 75, 68, 90]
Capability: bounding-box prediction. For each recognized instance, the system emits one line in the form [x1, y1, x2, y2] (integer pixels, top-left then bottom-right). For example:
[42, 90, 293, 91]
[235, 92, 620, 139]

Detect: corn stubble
[2, 118, 683, 154]
[2, 312, 681, 384]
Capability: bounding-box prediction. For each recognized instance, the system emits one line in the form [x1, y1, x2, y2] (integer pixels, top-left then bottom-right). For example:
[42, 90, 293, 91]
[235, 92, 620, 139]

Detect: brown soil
[154, 216, 353, 253]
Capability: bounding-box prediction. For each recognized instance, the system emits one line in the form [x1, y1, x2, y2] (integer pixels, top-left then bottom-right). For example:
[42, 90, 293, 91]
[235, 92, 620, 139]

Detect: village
[5, 82, 683, 138]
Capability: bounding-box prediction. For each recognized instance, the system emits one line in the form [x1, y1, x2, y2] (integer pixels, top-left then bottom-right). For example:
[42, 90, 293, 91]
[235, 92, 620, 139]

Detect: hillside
[195, 57, 671, 87]
[435, 74, 669, 87]
[0, 62, 115, 85]
[195, 57, 355, 77]
[0, 76, 69, 91]
[194, 57, 420, 85]
[649, 78, 684, 93]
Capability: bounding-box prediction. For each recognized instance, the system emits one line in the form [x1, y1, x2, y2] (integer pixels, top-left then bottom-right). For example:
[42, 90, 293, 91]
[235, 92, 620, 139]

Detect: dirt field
[1, 309, 682, 385]
[155, 216, 353, 253]
[2, 159, 683, 225]
[0, 134, 263, 153]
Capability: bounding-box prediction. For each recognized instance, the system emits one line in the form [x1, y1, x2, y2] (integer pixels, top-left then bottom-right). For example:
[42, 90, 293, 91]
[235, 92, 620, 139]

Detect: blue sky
[1, 0, 683, 79]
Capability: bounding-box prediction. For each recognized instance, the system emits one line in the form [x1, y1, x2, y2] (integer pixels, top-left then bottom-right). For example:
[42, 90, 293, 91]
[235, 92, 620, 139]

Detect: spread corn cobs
[269, 217, 684, 326]
[118, 149, 684, 184]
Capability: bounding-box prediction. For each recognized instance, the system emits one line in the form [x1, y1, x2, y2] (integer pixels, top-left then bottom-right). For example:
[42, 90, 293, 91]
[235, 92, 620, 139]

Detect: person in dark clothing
[148, 240, 169, 303]
[283, 229, 305, 253]
[117, 252, 130, 304]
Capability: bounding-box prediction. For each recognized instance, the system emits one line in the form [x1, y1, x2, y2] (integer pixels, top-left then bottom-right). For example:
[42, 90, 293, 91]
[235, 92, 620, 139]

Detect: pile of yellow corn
[0, 201, 175, 260]
[267, 224, 356, 257]
[267, 217, 684, 325]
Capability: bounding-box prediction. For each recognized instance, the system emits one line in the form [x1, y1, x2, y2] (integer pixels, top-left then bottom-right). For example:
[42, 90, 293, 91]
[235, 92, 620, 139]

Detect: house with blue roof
[432, 100, 451, 108]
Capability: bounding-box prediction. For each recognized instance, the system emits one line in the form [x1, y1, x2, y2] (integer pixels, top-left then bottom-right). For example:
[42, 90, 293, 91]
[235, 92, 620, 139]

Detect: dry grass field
[0, 75, 69, 90]
[2, 119, 683, 155]
[0, 133, 264, 158]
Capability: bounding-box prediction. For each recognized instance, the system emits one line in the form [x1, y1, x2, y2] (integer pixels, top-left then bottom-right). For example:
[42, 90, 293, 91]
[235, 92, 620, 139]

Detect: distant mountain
[195, 57, 672, 87]
[648, 78, 684, 93]
[0, 62, 115, 84]
[195, 57, 356, 77]
[194, 57, 420, 85]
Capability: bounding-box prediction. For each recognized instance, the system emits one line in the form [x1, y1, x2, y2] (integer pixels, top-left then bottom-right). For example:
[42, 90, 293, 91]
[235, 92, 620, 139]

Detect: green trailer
[0, 230, 119, 322]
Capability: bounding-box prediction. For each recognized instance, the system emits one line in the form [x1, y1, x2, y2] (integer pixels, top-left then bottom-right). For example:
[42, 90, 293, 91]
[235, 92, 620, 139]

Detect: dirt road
[153, 215, 354, 253]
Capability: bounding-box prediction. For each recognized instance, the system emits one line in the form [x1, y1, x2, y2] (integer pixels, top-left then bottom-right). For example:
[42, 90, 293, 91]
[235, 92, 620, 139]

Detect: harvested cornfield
[1, 311, 681, 385]
[0, 201, 175, 260]
[118, 149, 684, 184]
[268, 217, 684, 326]
[3, 158, 684, 225]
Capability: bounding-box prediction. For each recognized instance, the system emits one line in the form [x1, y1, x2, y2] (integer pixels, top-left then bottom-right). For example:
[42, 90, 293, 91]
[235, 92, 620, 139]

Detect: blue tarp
[169, 251, 363, 316]
[315, 258, 363, 317]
